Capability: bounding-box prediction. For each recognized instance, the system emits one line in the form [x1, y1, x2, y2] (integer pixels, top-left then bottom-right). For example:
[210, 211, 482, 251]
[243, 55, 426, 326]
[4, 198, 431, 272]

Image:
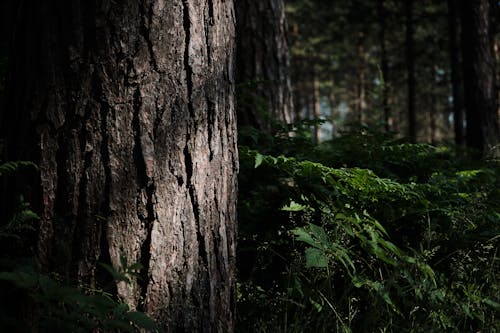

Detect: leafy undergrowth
[236, 128, 499, 332]
[0, 161, 158, 333]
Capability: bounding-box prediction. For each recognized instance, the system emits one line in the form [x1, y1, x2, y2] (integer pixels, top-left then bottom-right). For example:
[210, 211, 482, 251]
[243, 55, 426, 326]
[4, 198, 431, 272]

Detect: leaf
[39, 275, 59, 297]
[309, 297, 324, 312]
[99, 263, 130, 283]
[281, 200, 307, 212]
[305, 248, 329, 268]
[254, 153, 264, 168]
[307, 224, 329, 245]
[291, 228, 317, 247]
[0, 161, 37, 176]
[0, 270, 38, 289]
[482, 298, 500, 309]
[126, 311, 159, 331]
[103, 319, 136, 333]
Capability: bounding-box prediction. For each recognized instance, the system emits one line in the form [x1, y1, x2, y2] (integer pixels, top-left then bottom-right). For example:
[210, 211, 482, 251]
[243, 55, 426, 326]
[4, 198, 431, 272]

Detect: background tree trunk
[461, 0, 499, 154]
[1, 1, 238, 331]
[313, 70, 321, 142]
[235, 0, 293, 131]
[378, 0, 392, 132]
[357, 32, 367, 125]
[405, 0, 417, 142]
[448, 0, 465, 145]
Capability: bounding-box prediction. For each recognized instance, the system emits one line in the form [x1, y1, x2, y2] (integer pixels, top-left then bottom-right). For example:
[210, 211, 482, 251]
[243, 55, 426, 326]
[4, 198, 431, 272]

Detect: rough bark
[405, 0, 417, 142]
[235, 0, 293, 131]
[461, 0, 500, 154]
[448, 0, 465, 145]
[1, 1, 238, 331]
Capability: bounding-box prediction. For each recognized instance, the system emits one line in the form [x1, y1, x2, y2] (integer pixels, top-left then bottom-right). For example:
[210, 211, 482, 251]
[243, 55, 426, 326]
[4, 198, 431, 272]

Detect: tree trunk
[357, 32, 367, 125]
[1, 1, 238, 331]
[495, 36, 500, 123]
[461, 0, 500, 154]
[493, 3, 500, 128]
[328, 78, 338, 137]
[405, 0, 417, 142]
[313, 70, 321, 142]
[448, 0, 465, 145]
[378, 0, 392, 132]
[235, 0, 293, 131]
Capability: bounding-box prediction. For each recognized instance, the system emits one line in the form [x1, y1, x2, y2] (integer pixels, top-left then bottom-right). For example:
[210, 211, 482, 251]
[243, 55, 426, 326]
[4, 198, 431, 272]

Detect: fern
[0, 160, 37, 176]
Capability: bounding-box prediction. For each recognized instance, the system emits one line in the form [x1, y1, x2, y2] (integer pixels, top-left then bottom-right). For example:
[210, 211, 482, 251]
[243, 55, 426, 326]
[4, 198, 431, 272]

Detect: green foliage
[0, 161, 39, 245]
[237, 129, 499, 332]
[0, 160, 37, 176]
[0, 262, 158, 332]
[0, 196, 38, 241]
[0, 161, 158, 332]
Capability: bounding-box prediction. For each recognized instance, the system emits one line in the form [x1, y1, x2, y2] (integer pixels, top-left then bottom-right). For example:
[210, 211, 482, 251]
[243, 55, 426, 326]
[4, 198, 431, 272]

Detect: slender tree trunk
[235, 0, 293, 131]
[328, 78, 337, 137]
[461, 0, 499, 154]
[0, 0, 16, 139]
[313, 70, 321, 143]
[495, 36, 500, 121]
[357, 32, 367, 125]
[305, 74, 312, 121]
[448, 0, 465, 145]
[378, 0, 392, 132]
[291, 22, 303, 122]
[430, 68, 438, 144]
[292, 56, 305, 122]
[405, 0, 417, 142]
[1, 1, 238, 331]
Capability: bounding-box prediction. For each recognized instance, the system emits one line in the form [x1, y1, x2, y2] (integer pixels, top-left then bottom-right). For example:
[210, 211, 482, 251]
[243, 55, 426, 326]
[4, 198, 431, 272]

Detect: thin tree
[378, 0, 392, 132]
[405, 0, 417, 142]
[461, 0, 500, 154]
[235, 0, 293, 131]
[357, 31, 367, 125]
[313, 68, 321, 142]
[448, 0, 465, 145]
[1, 1, 238, 331]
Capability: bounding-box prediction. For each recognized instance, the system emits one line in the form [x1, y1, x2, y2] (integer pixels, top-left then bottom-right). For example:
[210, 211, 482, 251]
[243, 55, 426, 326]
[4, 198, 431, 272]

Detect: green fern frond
[0, 160, 37, 177]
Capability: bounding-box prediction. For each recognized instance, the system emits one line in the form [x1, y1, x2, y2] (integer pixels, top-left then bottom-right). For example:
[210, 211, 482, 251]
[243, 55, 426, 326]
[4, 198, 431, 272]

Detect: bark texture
[235, 0, 293, 131]
[2, 0, 237, 331]
[461, 0, 500, 154]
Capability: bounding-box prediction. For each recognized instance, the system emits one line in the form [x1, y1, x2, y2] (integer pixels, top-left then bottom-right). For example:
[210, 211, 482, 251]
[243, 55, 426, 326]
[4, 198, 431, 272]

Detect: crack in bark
[139, 2, 159, 71]
[206, 96, 215, 161]
[205, 0, 214, 66]
[183, 0, 194, 118]
[132, 86, 156, 310]
[96, 75, 114, 293]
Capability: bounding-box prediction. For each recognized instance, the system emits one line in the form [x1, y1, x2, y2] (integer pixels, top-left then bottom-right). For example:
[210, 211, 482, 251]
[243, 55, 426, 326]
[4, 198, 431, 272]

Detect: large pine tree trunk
[1, 1, 238, 331]
[235, 0, 293, 131]
[461, 0, 499, 154]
